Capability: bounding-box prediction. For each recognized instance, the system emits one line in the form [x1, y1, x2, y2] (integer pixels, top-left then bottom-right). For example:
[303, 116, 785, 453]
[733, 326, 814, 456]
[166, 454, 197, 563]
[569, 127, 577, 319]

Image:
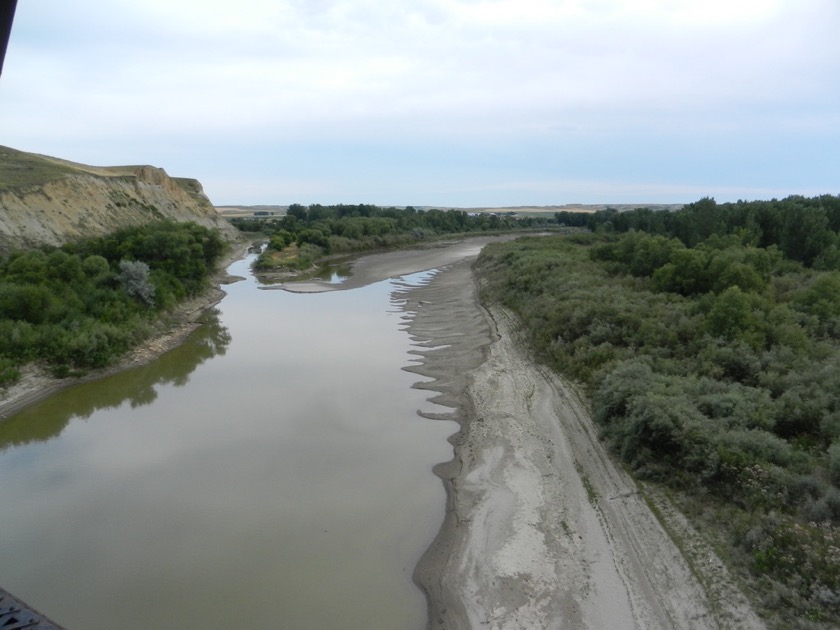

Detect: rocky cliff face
[0, 148, 238, 251]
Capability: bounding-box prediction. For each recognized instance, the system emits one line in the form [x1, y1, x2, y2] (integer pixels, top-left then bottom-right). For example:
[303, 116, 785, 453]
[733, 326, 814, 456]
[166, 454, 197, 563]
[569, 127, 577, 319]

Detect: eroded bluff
[0, 147, 237, 251]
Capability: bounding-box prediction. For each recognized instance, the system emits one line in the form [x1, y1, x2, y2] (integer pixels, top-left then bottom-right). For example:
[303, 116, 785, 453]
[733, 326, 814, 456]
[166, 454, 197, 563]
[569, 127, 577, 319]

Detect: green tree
[705, 286, 766, 347]
[651, 248, 710, 295]
[287, 203, 308, 221]
[780, 203, 833, 266]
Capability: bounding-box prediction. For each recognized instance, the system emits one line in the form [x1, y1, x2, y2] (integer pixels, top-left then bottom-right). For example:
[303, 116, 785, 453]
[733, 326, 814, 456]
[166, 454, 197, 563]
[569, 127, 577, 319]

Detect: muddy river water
[0, 255, 459, 629]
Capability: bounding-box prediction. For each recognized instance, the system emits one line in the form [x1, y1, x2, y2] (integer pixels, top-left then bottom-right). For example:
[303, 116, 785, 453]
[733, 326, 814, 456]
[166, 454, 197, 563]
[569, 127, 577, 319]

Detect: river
[0, 254, 458, 629]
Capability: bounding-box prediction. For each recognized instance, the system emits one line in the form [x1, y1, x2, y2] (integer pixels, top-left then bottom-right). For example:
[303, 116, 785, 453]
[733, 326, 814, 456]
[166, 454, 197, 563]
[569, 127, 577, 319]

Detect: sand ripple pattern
[402, 258, 765, 630]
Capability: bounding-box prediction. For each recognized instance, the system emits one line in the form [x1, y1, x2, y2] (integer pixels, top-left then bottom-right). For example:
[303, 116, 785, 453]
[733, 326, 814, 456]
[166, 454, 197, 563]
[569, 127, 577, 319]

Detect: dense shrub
[0, 221, 228, 377]
[236, 203, 558, 271]
[476, 230, 840, 625]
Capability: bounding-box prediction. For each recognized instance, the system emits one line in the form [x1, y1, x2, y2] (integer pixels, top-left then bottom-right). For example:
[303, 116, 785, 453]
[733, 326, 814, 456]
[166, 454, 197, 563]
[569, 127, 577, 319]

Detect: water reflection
[0, 309, 231, 452]
[0, 262, 455, 630]
[254, 258, 352, 286]
[315, 260, 352, 283]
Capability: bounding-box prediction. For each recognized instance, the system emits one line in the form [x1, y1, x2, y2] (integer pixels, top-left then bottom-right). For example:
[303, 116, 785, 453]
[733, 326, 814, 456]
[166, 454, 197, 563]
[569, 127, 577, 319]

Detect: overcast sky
[1, 0, 838, 207]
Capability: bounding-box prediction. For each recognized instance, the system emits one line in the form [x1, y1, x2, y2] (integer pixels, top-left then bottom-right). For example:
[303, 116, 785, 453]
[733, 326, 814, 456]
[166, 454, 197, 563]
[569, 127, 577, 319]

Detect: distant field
[214, 203, 684, 217]
[216, 205, 288, 217]
[455, 204, 684, 214]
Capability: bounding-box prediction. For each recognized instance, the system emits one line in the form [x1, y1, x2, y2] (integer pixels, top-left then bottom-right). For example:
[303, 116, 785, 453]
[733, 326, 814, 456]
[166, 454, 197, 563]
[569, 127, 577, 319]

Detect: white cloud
[1, 0, 837, 204]
[9, 1, 837, 132]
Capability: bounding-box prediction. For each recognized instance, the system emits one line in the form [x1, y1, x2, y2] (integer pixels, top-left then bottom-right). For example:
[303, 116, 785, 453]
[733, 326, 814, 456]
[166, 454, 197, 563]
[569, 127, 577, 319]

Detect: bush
[0, 357, 19, 386]
[829, 442, 840, 486]
[0, 220, 228, 381]
[118, 260, 155, 307]
[476, 230, 840, 623]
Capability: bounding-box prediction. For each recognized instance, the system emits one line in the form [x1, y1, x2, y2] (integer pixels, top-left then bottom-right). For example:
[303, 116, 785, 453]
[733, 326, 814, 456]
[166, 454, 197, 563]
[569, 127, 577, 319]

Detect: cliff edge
[0, 145, 238, 251]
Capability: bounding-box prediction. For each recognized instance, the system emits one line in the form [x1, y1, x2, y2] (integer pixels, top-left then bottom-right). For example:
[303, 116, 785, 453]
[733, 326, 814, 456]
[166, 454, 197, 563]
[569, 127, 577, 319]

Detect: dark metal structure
[0, 0, 18, 76]
[1, 3, 66, 626]
[0, 588, 66, 630]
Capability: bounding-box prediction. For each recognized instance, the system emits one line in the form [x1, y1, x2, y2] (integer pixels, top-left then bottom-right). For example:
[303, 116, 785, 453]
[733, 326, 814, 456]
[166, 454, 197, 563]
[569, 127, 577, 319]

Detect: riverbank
[402, 258, 766, 629]
[0, 241, 250, 420]
[0, 233, 768, 628]
[0, 236, 507, 420]
[0, 235, 512, 420]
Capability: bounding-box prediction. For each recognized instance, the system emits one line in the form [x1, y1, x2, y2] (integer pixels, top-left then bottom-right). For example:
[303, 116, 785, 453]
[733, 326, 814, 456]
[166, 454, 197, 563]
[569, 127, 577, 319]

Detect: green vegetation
[229, 203, 555, 271]
[574, 460, 599, 504]
[477, 195, 840, 627]
[0, 145, 78, 191]
[0, 145, 166, 193]
[558, 195, 840, 268]
[0, 311, 231, 451]
[0, 221, 227, 384]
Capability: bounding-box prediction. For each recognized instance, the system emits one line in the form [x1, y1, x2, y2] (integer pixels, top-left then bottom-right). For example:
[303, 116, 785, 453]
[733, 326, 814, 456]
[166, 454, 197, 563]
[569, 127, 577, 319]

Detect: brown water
[0, 257, 456, 629]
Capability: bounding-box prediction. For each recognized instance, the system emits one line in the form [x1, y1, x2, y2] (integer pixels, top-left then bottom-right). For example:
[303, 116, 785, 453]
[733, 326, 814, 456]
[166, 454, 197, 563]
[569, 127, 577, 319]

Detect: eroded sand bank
[399, 255, 766, 629]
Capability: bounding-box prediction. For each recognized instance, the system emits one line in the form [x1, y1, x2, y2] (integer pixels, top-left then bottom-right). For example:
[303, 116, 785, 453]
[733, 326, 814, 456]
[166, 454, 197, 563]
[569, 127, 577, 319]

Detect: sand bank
[399, 255, 766, 629]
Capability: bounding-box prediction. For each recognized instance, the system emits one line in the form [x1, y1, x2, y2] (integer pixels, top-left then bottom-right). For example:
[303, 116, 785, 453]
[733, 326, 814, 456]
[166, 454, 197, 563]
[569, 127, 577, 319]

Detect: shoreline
[0, 235, 509, 419]
[400, 258, 766, 629]
[0, 234, 767, 628]
[0, 241, 250, 421]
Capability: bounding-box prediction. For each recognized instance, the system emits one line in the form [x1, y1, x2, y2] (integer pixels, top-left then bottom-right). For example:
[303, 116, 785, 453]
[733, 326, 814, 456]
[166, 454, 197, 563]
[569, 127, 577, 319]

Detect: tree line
[479, 194, 840, 626]
[230, 204, 554, 270]
[557, 195, 840, 268]
[0, 221, 227, 384]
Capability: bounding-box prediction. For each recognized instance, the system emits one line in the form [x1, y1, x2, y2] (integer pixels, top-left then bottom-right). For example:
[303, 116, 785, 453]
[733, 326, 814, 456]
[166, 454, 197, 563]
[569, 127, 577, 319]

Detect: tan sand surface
[399, 254, 765, 629]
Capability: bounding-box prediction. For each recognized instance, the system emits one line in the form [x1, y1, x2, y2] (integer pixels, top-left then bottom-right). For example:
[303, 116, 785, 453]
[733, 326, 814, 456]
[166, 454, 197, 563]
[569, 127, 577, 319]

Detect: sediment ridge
[400, 255, 765, 629]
